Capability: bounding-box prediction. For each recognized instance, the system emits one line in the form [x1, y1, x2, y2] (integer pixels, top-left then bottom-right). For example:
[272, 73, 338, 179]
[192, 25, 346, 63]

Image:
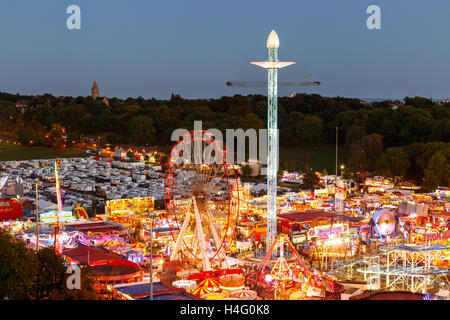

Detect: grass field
[0, 142, 87, 161]
[279, 145, 347, 174]
[241, 145, 347, 181]
[0, 141, 344, 171]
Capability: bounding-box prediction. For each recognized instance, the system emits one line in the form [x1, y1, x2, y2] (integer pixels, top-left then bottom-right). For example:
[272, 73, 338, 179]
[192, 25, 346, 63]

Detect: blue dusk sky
[0, 0, 449, 100]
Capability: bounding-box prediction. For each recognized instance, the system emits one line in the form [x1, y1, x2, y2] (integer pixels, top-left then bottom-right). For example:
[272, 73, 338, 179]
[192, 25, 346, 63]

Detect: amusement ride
[164, 130, 241, 271]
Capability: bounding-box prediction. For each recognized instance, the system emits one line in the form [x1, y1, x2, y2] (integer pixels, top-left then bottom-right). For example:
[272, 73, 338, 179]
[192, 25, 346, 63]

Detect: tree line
[0, 230, 97, 300]
[0, 92, 448, 188]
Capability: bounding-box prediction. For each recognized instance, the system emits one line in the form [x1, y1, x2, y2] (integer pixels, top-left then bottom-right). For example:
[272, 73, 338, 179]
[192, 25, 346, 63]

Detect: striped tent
[198, 278, 220, 292]
[110, 216, 125, 223]
[191, 286, 213, 297]
[103, 240, 120, 247]
[132, 242, 147, 249]
[231, 289, 257, 300]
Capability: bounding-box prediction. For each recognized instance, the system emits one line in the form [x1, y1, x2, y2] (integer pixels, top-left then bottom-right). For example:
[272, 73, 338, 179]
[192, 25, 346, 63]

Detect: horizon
[1, 88, 445, 103]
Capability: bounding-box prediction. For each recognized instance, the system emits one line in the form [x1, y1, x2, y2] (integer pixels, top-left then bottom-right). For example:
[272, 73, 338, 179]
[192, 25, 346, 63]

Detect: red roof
[0, 199, 23, 222]
[90, 259, 141, 278]
[350, 290, 426, 300]
[66, 222, 120, 233]
[63, 246, 124, 264]
[278, 210, 338, 223]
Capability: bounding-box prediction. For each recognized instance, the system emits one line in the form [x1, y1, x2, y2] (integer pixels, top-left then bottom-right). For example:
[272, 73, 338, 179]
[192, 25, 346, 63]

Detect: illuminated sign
[173, 199, 192, 206]
[427, 230, 450, 241]
[411, 227, 450, 242]
[40, 210, 75, 223]
[412, 227, 437, 235]
[106, 196, 154, 216]
[308, 223, 348, 240]
[291, 235, 306, 244]
[281, 171, 300, 184]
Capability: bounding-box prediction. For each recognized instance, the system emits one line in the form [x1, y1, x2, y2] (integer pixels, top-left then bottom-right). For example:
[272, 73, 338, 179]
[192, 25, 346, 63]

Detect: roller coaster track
[327, 244, 450, 291]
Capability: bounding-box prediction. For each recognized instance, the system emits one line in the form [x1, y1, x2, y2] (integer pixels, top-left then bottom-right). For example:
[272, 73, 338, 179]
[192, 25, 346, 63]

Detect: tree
[126, 115, 156, 145]
[404, 96, 434, 109]
[241, 164, 252, 176]
[239, 112, 264, 131]
[46, 123, 66, 149]
[47, 264, 97, 300]
[345, 121, 367, 172]
[34, 247, 67, 299]
[0, 230, 98, 300]
[424, 151, 450, 190]
[431, 119, 450, 142]
[0, 230, 38, 299]
[277, 165, 285, 179]
[296, 115, 323, 145]
[361, 133, 383, 171]
[377, 147, 411, 177]
[17, 126, 35, 145]
[66, 131, 79, 147]
[302, 170, 320, 190]
[126, 151, 135, 160]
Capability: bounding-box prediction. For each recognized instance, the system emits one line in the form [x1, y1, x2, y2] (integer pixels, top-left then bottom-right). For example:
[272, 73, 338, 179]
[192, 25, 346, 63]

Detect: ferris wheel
[163, 130, 240, 271]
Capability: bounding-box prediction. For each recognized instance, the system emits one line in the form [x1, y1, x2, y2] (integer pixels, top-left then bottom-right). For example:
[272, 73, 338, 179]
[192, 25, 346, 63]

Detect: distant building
[15, 100, 31, 113]
[91, 80, 100, 99]
[114, 147, 127, 159]
[281, 170, 300, 184]
[91, 80, 109, 106]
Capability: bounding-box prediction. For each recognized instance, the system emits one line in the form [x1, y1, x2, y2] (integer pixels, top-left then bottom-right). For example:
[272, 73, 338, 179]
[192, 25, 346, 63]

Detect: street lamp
[146, 212, 156, 300]
[340, 165, 345, 177]
[35, 179, 41, 252]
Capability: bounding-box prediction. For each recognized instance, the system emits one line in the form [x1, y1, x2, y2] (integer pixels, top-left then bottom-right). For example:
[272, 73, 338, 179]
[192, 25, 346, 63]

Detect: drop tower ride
[251, 30, 296, 252]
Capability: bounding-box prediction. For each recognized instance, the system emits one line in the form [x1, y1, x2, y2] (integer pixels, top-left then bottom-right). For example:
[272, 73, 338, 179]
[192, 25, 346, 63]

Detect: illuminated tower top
[266, 30, 280, 48]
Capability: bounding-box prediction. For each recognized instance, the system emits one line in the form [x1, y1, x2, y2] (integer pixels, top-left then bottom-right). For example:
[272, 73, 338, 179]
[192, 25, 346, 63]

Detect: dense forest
[0, 92, 449, 189]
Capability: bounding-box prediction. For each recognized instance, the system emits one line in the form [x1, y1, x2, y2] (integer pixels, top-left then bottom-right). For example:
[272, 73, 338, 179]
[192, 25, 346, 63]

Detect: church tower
[91, 81, 99, 100]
